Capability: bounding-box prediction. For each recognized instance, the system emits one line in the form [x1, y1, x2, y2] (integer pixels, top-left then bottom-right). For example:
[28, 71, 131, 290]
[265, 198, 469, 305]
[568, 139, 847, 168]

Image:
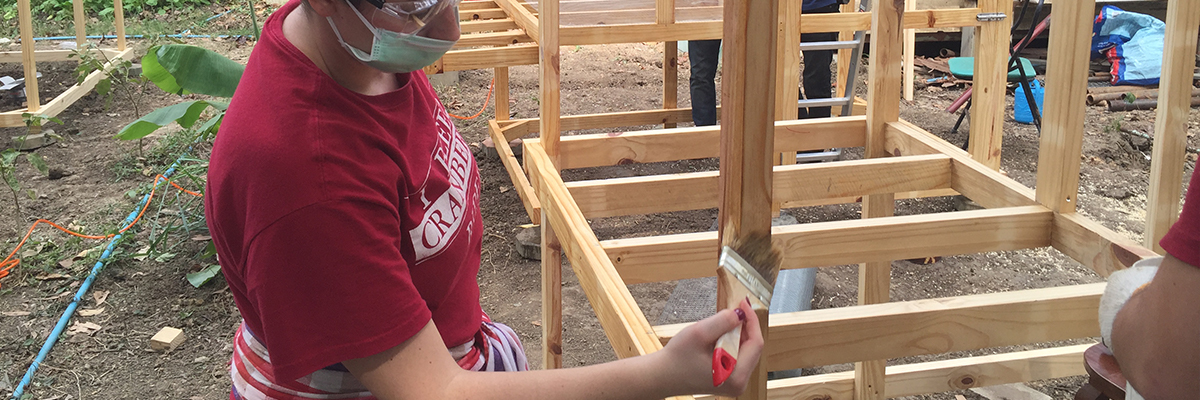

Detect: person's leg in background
[688, 39, 722, 126]
[799, 3, 841, 119]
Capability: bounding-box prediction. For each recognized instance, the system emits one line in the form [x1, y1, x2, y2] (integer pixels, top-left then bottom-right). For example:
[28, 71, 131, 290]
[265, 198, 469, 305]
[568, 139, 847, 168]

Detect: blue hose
[9, 158, 188, 400]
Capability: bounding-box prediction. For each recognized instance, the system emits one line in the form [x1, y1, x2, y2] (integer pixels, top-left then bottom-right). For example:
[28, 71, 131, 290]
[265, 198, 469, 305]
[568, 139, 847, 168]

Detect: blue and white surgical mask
[327, 0, 459, 73]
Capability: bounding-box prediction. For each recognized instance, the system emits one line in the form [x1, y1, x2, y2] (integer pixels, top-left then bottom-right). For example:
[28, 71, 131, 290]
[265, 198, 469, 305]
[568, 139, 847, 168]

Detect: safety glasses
[359, 0, 463, 34]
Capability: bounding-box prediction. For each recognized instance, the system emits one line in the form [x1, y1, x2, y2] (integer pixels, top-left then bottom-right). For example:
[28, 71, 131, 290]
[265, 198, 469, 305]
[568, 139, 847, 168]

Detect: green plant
[1105, 115, 1125, 134]
[2, 115, 58, 213]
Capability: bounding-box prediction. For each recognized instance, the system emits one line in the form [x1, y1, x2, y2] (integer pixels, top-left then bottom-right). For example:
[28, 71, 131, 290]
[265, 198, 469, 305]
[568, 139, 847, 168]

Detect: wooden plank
[0, 48, 124, 63]
[501, 108, 711, 140]
[659, 0, 677, 129]
[434, 45, 539, 73]
[524, 142, 665, 359]
[460, 7, 509, 20]
[18, 0, 39, 113]
[460, 0, 499, 10]
[495, 67, 510, 120]
[656, 283, 1103, 371]
[462, 18, 520, 33]
[716, 0, 779, 396]
[559, 6, 723, 26]
[966, 0, 1012, 170]
[454, 31, 533, 47]
[567, 154, 951, 218]
[535, 116, 865, 170]
[541, 210, 563, 369]
[554, 9, 979, 45]
[602, 206, 1053, 284]
[775, 0, 801, 169]
[1034, 0, 1094, 213]
[495, 0, 541, 42]
[1143, 0, 1200, 253]
[903, 0, 916, 102]
[114, 0, 125, 51]
[779, 187, 960, 209]
[859, 0, 905, 393]
[885, 120, 1038, 209]
[688, 345, 1090, 400]
[489, 120, 541, 222]
[33, 48, 135, 121]
[539, 0, 561, 164]
[1052, 212, 1159, 278]
[73, 0, 86, 46]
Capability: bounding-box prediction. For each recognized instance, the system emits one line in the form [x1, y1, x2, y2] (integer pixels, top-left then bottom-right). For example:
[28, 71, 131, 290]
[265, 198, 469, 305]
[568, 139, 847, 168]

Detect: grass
[1, 1, 267, 41]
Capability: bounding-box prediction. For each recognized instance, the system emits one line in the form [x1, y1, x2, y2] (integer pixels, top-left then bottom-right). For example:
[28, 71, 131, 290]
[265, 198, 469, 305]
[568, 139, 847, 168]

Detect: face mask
[327, 0, 458, 73]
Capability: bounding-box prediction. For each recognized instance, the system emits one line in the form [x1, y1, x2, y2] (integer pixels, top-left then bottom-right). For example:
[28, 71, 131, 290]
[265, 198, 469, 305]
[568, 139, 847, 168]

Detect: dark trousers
[799, 3, 841, 119]
[688, 39, 723, 127]
[688, 3, 842, 125]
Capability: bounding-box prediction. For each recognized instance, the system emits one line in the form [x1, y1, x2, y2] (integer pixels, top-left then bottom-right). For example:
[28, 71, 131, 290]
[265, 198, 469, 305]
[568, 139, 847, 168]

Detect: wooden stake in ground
[716, 0, 779, 398]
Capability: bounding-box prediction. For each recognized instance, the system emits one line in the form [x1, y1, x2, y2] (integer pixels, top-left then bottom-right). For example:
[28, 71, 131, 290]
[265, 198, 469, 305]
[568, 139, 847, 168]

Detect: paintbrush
[712, 231, 781, 387]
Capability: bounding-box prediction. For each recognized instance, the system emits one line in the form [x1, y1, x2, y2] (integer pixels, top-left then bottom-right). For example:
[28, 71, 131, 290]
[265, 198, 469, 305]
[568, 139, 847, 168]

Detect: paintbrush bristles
[727, 231, 782, 286]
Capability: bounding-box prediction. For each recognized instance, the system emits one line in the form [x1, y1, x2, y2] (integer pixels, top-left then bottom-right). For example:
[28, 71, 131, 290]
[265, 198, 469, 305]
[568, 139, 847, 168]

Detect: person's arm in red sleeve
[344, 299, 764, 400]
[1110, 172, 1200, 400]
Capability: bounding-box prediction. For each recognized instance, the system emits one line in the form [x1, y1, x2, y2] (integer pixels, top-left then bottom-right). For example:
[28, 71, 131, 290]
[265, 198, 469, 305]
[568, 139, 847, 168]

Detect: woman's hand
[657, 297, 764, 397]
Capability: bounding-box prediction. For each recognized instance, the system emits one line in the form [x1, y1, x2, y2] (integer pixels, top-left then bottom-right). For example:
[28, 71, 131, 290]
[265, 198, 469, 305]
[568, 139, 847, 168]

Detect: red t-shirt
[205, 0, 483, 382]
[1161, 171, 1199, 267]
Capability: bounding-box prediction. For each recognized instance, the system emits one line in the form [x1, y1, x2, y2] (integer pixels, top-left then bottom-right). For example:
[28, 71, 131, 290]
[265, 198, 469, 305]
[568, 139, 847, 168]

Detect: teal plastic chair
[947, 57, 1038, 82]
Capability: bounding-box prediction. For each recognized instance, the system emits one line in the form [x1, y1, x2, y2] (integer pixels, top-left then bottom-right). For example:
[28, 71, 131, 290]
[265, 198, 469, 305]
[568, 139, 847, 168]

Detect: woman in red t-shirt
[205, 0, 764, 399]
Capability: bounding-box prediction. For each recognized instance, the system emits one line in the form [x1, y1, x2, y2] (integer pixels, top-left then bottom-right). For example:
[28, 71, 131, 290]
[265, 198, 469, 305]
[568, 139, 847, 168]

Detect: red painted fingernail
[734, 308, 746, 321]
[743, 296, 751, 306]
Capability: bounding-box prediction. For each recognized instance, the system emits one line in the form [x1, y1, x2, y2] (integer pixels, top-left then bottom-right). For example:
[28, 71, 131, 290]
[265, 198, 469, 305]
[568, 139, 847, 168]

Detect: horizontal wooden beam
[692, 344, 1089, 400]
[490, 120, 541, 223]
[602, 205, 1053, 284]
[459, 0, 497, 10]
[1052, 212, 1160, 278]
[556, 9, 981, 45]
[524, 142, 665, 359]
[459, 7, 508, 20]
[885, 120, 1038, 208]
[779, 188, 960, 209]
[656, 283, 1102, 370]
[567, 154, 951, 218]
[499, 107, 709, 140]
[523, 116, 865, 170]
[0, 48, 122, 63]
[432, 44, 539, 73]
[455, 30, 533, 48]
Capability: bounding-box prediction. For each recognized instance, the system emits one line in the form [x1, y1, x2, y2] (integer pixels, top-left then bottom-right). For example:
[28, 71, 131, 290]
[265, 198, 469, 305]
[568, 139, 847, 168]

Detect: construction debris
[150, 327, 186, 352]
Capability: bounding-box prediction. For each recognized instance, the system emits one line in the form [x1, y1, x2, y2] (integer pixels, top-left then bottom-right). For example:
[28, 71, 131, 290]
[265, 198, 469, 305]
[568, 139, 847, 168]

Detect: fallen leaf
[36, 291, 71, 301]
[77, 307, 105, 317]
[531, 320, 541, 327]
[499, 186, 511, 193]
[67, 221, 85, 233]
[1, 311, 31, 317]
[35, 273, 70, 281]
[58, 258, 75, 270]
[133, 245, 151, 261]
[67, 321, 102, 335]
[21, 242, 46, 258]
[93, 290, 110, 306]
[191, 235, 212, 241]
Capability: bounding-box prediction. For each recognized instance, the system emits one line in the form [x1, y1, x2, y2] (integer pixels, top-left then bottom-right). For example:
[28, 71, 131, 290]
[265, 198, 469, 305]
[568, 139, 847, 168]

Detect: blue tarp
[1091, 6, 1165, 86]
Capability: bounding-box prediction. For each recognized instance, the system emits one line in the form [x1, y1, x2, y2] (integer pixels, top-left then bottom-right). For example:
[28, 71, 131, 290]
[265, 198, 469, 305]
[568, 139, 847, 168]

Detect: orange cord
[0, 175, 203, 288]
[448, 78, 495, 120]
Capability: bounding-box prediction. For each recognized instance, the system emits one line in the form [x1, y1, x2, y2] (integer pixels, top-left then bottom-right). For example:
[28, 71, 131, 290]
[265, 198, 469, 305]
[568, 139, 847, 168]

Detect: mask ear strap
[342, 0, 380, 36]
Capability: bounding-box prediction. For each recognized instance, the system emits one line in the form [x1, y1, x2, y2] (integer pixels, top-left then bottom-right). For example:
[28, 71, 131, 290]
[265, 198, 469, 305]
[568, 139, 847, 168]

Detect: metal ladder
[794, 0, 869, 163]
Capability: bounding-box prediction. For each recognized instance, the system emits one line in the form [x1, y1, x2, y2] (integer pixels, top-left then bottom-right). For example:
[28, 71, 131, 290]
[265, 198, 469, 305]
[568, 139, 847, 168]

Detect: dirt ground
[1, 28, 1197, 400]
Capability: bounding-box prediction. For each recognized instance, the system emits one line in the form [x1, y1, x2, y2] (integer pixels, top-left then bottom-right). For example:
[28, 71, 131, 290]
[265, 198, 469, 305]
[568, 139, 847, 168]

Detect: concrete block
[427, 71, 460, 87]
[514, 225, 540, 261]
[11, 132, 56, 151]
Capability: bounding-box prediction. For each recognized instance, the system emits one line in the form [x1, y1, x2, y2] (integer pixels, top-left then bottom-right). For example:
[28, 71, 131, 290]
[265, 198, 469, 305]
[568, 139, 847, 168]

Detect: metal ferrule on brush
[719, 246, 773, 306]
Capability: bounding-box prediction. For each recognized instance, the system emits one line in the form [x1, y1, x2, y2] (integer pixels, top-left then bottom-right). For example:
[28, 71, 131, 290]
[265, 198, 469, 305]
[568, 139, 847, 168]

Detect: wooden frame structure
[447, 0, 1198, 398]
[1, 0, 134, 128]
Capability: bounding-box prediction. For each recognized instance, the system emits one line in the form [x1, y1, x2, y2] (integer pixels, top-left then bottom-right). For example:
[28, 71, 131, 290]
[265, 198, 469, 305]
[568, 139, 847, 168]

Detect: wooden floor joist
[567, 154, 951, 218]
[522, 116, 866, 170]
[602, 205, 1053, 284]
[654, 283, 1103, 371]
[1, 47, 135, 128]
[690, 344, 1091, 400]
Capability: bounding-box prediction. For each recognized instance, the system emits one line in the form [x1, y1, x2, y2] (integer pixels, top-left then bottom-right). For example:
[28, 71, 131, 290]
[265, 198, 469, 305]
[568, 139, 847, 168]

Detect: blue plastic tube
[9, 160, 186, 400]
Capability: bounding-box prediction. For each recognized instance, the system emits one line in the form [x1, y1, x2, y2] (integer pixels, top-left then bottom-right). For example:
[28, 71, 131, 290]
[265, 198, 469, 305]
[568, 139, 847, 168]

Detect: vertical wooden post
[73, 0, 86, 47]
[902, 0, 916, 101]
[776, 0, 801, 166]
[659, 0, 678, 128]
[1144, 0, 1200, 253]
[716, 0, 779, 398]
[540, 212, 563, 369]
[496, 67, 510, 121]
[1034, 0, 1095, 213]
[18, 0, 39, 113]
[538, 0, 560, 166]
[113, 0, 126, 51]
[854, 0, 902, 396]
[836, 2, 854, 106]
[966, 0, 1011, 170]
[959, 0, 977, 57]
